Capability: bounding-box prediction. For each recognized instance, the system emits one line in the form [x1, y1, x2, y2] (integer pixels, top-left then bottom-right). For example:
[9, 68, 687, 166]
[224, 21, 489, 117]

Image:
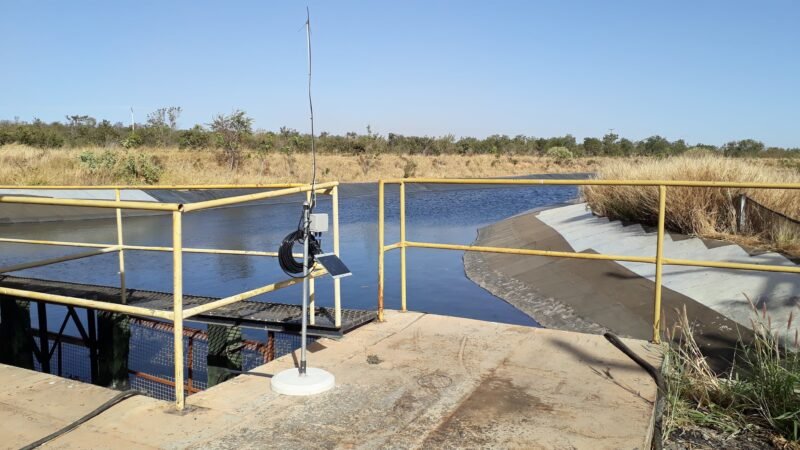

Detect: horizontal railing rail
[377, 178, 800, 351]
[0, 182, 343, 410]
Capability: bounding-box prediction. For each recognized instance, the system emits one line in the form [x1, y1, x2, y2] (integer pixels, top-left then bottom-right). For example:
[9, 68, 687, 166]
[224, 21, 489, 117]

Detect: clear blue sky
[1, 1, 798, 147]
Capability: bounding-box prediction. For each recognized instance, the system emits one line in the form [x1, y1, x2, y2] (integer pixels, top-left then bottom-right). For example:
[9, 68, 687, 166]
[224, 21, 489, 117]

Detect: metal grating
[0, 275, 376, 337]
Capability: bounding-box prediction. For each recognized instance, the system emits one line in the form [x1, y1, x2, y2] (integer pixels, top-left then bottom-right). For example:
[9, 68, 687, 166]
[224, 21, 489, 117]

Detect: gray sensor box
[309, 213, 328, 233]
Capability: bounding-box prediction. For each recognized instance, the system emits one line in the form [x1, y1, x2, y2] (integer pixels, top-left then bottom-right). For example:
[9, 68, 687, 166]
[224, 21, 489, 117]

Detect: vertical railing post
[172, 211, 185, 410]
[652, 185, 666, 344]
[306, 190, 315, 326]
[399, 182, 407, 312]
[377, 181, 385, 321]
[332, 185, 342, 328]
[737, 194, 747, 233]
[114, 189, 127, 304]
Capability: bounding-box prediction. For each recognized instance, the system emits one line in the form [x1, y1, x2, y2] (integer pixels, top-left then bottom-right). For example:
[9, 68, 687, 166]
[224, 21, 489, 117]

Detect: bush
[79, 150, 118, 172]
[402, 158, 417, 178]
[120, 134, 142, 149]
[178, 125, 210, 150]
[120, 154, 163, 184]
[546, 146, 573, 163]
[77, 150, 162, 184]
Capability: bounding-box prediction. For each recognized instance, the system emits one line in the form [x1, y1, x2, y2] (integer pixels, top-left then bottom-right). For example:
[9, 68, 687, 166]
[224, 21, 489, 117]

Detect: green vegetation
[2, 110, 799, 160]
[78, 149, 163, 184]
[664, 306, 800, 446]
[545, 146, 573, 164]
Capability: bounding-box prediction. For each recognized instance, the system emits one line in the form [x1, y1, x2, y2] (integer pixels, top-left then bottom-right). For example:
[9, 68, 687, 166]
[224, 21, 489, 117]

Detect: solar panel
[314, 253, 352, 279]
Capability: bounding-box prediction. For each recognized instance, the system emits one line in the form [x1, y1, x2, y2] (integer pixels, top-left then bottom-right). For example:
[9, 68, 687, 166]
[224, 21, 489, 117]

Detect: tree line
[2, 109, 798, 162]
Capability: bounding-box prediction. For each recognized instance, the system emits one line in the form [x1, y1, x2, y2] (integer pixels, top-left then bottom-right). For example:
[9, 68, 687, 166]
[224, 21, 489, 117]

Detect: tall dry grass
[0, 144, 607, 186]
[583, 155, 800, 256]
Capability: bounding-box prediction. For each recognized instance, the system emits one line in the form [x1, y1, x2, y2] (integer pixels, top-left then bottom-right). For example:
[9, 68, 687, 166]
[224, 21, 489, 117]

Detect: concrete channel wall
[465, 203, 799, 368]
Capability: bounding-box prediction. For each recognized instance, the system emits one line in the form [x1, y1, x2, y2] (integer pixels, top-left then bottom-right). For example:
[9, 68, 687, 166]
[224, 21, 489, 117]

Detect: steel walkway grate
[0, 275, 376, 338]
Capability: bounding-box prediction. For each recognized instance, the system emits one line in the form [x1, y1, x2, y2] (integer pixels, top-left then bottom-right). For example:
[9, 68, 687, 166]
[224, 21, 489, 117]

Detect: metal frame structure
[0, 182, 343, 410]
[378, 178, 800, 344]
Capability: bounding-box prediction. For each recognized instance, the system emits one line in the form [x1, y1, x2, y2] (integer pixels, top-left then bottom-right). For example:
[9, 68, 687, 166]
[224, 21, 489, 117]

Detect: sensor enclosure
[309, 213, 328, 233]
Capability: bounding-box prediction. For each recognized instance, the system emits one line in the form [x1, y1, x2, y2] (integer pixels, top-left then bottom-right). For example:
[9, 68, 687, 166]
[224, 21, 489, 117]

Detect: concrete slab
[0, 311, 661, 449]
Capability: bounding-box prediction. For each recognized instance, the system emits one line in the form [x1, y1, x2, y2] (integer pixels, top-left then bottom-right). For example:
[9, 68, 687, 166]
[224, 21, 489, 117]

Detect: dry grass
[583, 155, 800, 256]
[0, 144, 609, 185]
[663, 305, 800, 446]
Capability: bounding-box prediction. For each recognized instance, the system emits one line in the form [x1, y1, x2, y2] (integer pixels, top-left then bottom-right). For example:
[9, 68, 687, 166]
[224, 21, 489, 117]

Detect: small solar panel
[315, 253, 352, 279]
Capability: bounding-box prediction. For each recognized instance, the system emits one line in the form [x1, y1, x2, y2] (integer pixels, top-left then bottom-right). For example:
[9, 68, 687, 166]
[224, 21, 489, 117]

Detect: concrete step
[536, 202, 800, 343]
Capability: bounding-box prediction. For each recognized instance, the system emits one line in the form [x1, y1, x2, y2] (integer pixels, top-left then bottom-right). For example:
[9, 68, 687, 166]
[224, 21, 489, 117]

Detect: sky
[1, 1, 799, 147]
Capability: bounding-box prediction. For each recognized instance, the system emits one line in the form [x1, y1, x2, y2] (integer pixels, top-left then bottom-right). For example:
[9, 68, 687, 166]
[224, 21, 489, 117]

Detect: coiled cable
[278, 229, 318, 276]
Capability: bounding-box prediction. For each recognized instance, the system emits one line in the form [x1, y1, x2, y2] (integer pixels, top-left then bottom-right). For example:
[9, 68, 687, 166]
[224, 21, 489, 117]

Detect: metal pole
[172, 211, 185, 410]
[653, 185, 667, 344]
[738, 194, 747, 233]
[400, 182, 407, 312]
[306, 192, 315, 326]
[36, 302, 50, 374]
[115, 189, 127, 304]
[300, 201, 310, 375]
[86, 308, 98, 383]
[377, 181, 385, 322]
[332, 186, 342, 328]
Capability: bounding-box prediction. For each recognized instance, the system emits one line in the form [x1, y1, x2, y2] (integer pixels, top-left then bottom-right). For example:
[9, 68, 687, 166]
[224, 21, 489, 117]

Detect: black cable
[603, 333, 665, 390]
[21, 390, 139, 450]
[603, 332, 665, 450]
[278, 229, 322, 277]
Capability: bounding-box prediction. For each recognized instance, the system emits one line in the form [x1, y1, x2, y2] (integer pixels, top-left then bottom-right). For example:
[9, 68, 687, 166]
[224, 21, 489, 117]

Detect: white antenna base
[271, 367, 335, 396]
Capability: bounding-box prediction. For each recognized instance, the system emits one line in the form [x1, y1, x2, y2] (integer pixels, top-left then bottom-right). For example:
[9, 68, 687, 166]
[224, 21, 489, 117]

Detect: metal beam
[0, 246, 119, 274]
[181, 269, 327, 319]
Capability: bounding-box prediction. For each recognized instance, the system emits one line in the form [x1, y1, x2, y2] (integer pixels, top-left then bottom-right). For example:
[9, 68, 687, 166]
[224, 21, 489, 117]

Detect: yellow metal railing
[377, 178, 800, 345]
[0, 182, 342, 410]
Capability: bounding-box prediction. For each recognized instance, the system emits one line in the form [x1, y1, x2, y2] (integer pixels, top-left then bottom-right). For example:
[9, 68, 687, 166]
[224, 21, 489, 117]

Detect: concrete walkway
[1, 311, 661, 449]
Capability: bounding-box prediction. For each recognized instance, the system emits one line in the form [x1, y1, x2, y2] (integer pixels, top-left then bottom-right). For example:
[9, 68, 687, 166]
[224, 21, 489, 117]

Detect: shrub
[120, 134, 142, 149]
[178, 125, 210, 150]
[546, 146, 573, 163]
[120, 154, 163, 184]
[402, 158, 417, 178]
[79, 150, 118, 172]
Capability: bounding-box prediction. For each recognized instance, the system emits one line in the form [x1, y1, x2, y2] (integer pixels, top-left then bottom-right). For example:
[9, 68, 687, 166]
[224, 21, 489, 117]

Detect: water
[0, 184, 578, 330]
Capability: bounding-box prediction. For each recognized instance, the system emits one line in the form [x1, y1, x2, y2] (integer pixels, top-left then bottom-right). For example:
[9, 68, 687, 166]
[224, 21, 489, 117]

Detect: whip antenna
[306, 6, 317, 209]
[271, 7, 340, 395]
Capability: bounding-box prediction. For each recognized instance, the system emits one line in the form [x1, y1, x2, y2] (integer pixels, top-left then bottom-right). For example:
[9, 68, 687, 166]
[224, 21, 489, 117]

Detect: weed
[663, 304, 800, 444]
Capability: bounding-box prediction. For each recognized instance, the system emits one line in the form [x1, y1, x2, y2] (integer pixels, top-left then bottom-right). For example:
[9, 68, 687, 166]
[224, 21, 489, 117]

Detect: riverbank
[0, 144, 607, 186]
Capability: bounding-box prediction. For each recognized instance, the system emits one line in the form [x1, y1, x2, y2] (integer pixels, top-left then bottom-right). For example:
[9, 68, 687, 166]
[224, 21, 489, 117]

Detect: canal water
[0, 182, 579, 395]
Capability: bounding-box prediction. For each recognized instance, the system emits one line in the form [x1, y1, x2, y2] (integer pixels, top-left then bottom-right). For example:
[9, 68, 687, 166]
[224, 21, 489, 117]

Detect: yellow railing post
[332, 186, 342, 327]
[652, 185, 667, 344]
[377, 181, 385, 321]
[306, 191, 315, 325]
[399, 182, 407, 312]
[114, 189, 127, 304]
[172, 211, 185, 410]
